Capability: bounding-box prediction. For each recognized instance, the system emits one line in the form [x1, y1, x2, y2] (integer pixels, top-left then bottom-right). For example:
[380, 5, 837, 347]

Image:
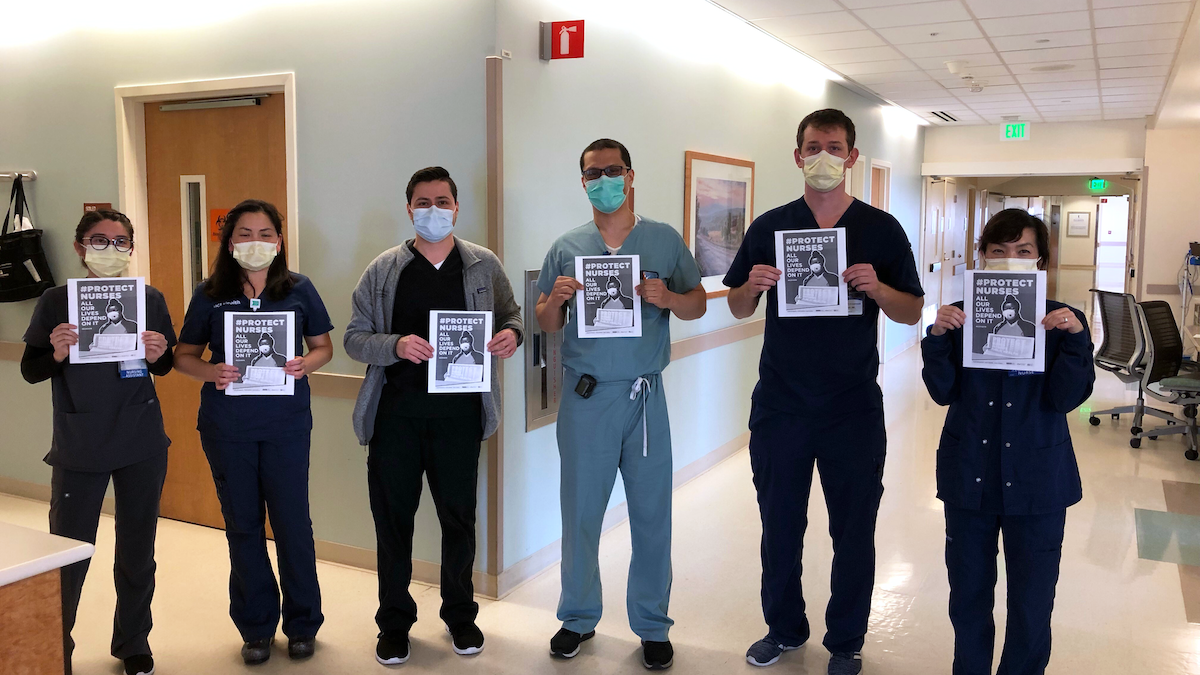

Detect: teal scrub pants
[556, 371, 674, 642]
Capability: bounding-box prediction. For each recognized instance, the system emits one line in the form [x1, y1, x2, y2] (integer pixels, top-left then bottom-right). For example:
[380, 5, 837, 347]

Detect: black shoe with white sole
[642, 640, 674, 670]
[241, 638, 273, 666]
[549, 628, 595, 659]
[123, 654, 154, 675]
[446, 622, 485, 655]
[376, 632, 410, 666]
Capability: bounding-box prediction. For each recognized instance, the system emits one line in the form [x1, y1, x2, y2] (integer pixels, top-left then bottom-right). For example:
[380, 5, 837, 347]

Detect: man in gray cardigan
[344, 167, 522, 666]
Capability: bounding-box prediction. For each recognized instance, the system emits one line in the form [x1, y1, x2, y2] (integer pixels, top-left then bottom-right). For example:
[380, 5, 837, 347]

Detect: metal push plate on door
[525, 270, 565, 432]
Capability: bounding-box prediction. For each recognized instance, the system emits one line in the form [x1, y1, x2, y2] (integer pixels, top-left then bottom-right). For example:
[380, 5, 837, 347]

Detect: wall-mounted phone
[525, 270, 565, 432]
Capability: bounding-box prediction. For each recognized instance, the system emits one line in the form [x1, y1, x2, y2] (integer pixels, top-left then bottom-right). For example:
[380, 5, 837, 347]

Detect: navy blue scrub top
[921, 300, 1095, 515]
[179, 274, 334, 441]
[723, 197, 923, 415]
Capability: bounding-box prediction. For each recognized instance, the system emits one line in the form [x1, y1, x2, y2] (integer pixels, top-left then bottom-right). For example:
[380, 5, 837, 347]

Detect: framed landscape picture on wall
[684, 151, 755, 298]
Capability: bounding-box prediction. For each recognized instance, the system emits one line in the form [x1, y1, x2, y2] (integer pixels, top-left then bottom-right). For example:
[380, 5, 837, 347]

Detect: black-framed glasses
[81, 235, 133, 252]
[582, 165, 630, 181]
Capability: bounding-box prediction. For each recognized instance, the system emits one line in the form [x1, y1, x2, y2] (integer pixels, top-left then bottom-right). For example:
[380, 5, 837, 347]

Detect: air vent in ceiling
[930, 111, 959, 122]
[1030, 63, 1076, 72]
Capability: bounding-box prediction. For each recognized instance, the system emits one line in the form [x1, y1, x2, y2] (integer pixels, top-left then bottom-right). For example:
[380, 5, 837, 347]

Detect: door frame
[114, 73, 299, 278]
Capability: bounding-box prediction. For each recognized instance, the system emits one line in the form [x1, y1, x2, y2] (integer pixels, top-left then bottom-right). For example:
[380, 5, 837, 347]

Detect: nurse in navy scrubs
[174, 199, 334, 665]
[22, 209, 175, 675]
[921, 209, 1094, 675]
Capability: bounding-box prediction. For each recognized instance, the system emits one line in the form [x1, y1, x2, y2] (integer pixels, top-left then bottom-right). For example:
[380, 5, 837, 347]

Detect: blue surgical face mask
[585, 175, 628, 214]
[412, 206, 455, 243]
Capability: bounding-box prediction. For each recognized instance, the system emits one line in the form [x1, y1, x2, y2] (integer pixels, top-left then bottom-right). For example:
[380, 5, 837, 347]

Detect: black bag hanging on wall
[0, 175, 56, 302]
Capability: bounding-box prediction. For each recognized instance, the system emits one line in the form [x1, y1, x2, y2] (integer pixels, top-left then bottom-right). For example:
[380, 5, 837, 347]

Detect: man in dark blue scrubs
[724, 109, 924, 675]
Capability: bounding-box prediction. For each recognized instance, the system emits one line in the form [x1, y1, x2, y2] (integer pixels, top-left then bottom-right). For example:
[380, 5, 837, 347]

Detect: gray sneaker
[828, 652, 863, 675]
[745, 637, 804, 667]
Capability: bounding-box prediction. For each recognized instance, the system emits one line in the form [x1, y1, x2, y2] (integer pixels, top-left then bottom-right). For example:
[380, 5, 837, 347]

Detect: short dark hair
[406, 167, 458, 204]
[978, 208, 1051, 269]
[797, 109, 856, 151]
[580, 139, 632, 172]
[75, 209, 134, 242]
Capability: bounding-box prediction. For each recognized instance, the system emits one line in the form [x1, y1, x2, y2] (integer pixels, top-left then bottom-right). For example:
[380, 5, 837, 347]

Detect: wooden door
[870, 166, 887, 210]
[923, 179, 945, 313]
[145, 94, 287, 529]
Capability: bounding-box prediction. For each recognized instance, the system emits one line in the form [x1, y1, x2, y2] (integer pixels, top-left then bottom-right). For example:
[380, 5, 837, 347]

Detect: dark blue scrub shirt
[179, 274, 334, 441]
[723, 197, 924, 415]
[921, 300, 1095, 515]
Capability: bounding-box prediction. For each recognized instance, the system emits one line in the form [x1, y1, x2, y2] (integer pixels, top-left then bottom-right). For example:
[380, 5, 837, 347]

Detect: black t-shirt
[724, 197, 924, 416]
[385, 242, 481, 418]
[23, 284, 178, 472]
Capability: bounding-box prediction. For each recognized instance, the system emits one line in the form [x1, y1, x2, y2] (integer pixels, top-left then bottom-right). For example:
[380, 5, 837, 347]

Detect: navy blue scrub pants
[945, 505, 1066, 675]
[50, 452, 167, 663]
[748, 403, 886, 654]
[201, 432, 323, 642]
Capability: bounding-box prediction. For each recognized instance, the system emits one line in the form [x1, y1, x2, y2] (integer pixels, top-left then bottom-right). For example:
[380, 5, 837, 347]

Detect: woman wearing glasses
[174, 199, 333, 665]
[20, 210, 176, 675]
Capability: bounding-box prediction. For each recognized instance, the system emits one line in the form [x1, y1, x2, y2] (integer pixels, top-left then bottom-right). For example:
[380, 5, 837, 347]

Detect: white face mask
[84, 247, 132, 278]
[983, 257, 1039, 271]
[412, 206, 455, 243]
[802, 150, 847, 193]
[232, 240, 279, 272]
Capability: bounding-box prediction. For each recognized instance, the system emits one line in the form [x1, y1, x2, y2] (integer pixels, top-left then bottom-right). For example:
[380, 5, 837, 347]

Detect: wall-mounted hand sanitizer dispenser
[525, 270, 564, 432]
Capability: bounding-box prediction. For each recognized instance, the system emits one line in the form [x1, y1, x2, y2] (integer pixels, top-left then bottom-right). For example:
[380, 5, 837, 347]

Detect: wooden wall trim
[308, 372, 364, 400]
[1147, 284, 1182, 296]
[0, 341, 23, 361]
[1059, 264, 1096, 271]
[670, 318, 764, 362]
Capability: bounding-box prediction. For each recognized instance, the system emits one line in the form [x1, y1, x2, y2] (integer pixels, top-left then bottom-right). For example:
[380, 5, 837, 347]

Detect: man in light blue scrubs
[536, 139, 707, 671]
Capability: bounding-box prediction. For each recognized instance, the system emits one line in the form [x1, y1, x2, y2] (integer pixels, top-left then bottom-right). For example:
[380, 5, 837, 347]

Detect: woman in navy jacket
[921, 208, 1094, 675]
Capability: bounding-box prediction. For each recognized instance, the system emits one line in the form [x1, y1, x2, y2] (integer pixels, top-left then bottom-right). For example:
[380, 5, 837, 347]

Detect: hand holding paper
[50, 323, 79, 363]
[1043, 307, 1084, 334]
[636, 277, 671, 309]
[930, 305, 967, 337]
[212, 363, 240, 390]
[486, 328, 518, 359]
[141, 331, 168, 364]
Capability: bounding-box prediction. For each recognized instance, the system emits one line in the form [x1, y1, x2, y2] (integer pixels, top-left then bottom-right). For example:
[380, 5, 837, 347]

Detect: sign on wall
[540, 20, 585, 61]
[1000, 121, 1029, 141]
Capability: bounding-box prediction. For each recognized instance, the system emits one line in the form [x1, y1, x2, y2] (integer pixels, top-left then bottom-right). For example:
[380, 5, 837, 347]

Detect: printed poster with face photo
[67, 277, 146, 364]
[223, 311, 295, 396]
[428, 310, 493, 394]
[963, 270, 1047, 372]
[775, 228, 848, 318]
[575, 255, 642, 338]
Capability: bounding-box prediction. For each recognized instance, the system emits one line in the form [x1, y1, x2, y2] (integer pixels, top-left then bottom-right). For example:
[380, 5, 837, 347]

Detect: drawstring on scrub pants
[630, 376, 653, 457]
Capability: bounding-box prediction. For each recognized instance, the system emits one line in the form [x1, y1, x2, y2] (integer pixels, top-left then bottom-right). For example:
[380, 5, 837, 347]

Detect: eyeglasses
[81, 235, 133, 252]
[582, 165, 631, 181]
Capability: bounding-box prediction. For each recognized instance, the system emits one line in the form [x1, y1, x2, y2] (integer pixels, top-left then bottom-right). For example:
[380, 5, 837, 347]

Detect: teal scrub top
[538, 217, 703, 382]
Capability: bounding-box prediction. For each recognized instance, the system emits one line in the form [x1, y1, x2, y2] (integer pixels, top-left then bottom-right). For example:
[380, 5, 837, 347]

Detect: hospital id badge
[848, 291, 866, 316]
[119, 359, 149, 379]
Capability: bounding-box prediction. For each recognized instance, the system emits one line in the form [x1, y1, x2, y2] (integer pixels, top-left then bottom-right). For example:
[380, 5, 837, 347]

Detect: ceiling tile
[1096, 23, 1184, 43]
[851, 70, 940, 84]
[933, 73, 1018, 87]
[840, 0, 931, 7]
[786, 31, 888, 52]
[1098, 53, 1176, 69]
[1035, 103, 1102, 112]
[1021, 80, 1104, 92]
[716, 0, 844, 20]
[1103, 112, 1150, 119]
[1093, 0, 1184, 7]
[1001, 46, 1097, 64]
[897, 39, 994, 59]
[1101, 84, 1167, 95]
[1007, 59, 1096, 75]
[946, 84, 1026, 96]
[952, 92, 1030, 103]
[1027, 91, 1100, 102]
[965, 0, 1088, 18]
[754, 11, 866, 37]
[1017, 70, 1102, 83]
[1103, 93, 1164, 103]
[991, 30, 1094, 52]
[1094, 3, 1191, 28]
[876, 21, 983, 45]
[913, 52, 1003, 69]
[1096, 38, 1180, 58]
[1101, 76, 1168, 88]
[854, 1, 971, 29]
[925, 63, 1010, 76]
[837, 60, 922, 75]
[979, 11, 1091, 36]
[811, 45, 906, 64]
[869, 80, 950, 94]
[1099, 65, 1171, 79]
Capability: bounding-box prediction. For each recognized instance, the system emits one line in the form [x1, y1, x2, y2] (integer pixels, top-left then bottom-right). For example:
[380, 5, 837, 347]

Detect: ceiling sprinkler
[969, 80, 985, 93]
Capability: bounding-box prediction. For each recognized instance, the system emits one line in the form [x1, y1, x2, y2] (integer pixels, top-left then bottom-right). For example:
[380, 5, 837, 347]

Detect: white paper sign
[223, 311, 295, 396]
[67, 277, 146, 364]
[775, 228, 849, 317]
[575, 254, 642, 338]
[963, 270, 1047, 372]
[428, 310, 493, 394]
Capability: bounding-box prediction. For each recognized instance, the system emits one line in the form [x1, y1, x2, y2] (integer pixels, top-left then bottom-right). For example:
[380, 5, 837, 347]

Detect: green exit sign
[1090, 178, 1108, 190]
[1001, 121, 1029, 141]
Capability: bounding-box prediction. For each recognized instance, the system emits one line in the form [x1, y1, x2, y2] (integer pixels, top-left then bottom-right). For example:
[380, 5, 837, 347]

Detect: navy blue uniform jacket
[921, 300, 1095, 515]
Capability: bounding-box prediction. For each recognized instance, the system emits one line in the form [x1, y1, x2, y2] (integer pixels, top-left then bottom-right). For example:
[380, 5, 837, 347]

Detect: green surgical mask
[586, 175, 628, 214]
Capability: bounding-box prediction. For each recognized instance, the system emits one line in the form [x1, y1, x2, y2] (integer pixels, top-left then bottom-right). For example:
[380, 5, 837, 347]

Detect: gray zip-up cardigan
[344, 237, 523, 445]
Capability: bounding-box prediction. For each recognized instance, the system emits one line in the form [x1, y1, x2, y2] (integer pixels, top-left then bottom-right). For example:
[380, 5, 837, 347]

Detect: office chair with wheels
[1130, 301, 1200, 460]
[1088, 289, 1175, 435]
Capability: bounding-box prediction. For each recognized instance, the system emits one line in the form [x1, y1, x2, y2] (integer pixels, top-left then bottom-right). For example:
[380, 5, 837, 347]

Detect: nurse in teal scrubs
[535, 138, 707, 671]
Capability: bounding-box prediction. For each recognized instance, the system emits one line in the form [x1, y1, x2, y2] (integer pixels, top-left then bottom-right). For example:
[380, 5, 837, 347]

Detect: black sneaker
[375, 632, 410, 666]
[828, 651, 863, 675]
[288, 636, 315, 660]
[123, 654, 155, 675]
[642, 640, 673, 670]
[241, 638, 273, 666]
[549, 628, 595, 659]
[446, 622, 485, 655]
